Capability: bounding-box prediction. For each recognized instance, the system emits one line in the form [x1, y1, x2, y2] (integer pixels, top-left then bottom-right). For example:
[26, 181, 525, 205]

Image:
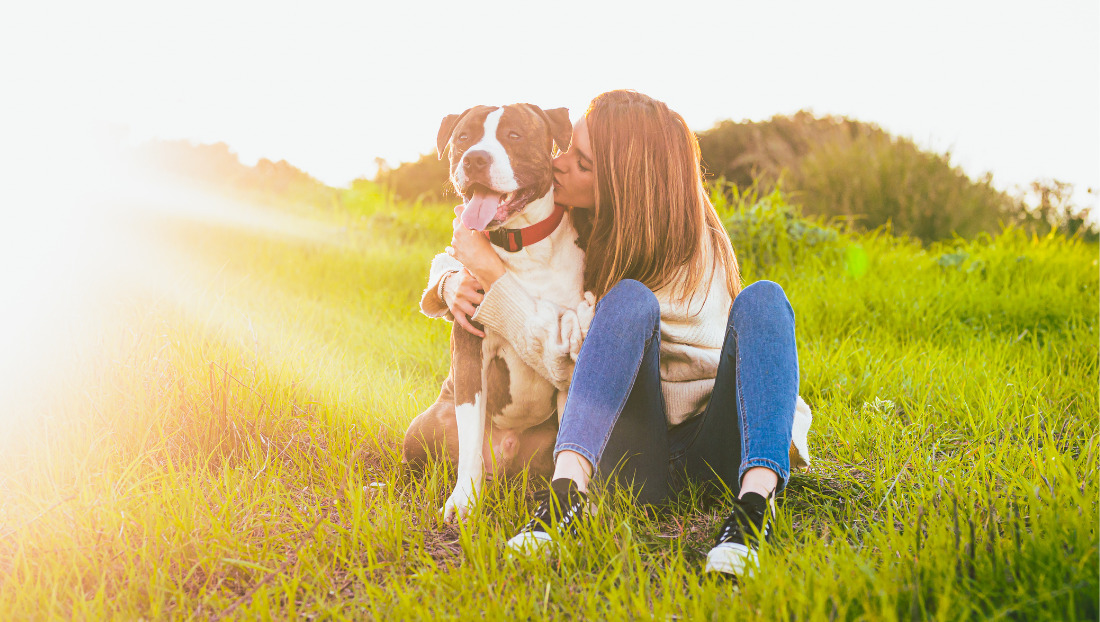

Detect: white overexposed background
[2, 0, 1096, 202]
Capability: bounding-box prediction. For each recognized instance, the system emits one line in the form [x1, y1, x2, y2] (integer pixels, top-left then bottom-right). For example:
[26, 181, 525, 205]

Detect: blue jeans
[555, 279, 798, 505]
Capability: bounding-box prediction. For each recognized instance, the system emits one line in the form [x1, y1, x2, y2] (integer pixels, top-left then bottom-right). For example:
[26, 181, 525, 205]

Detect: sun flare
[0, 147, 348, 448]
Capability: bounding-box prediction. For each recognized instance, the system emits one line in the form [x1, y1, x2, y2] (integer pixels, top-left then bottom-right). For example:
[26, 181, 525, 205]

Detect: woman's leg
[679, 279, 798, 496]
[553, 279, 672, 505]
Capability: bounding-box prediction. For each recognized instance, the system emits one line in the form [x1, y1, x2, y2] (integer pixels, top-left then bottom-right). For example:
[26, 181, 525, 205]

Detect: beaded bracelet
[437, 270, 458, 304]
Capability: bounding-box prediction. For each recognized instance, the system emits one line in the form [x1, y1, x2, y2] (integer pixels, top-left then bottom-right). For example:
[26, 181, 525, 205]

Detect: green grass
[0, 182, 1096, 619]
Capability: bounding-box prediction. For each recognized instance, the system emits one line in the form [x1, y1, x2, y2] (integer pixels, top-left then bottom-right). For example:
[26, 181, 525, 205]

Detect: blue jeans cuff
[554, 443, 599, 471]
[739, 458, 789, 491]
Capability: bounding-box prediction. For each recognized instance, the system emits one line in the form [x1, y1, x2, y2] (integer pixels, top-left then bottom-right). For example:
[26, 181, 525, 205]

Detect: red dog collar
[486, 203, 567, 252]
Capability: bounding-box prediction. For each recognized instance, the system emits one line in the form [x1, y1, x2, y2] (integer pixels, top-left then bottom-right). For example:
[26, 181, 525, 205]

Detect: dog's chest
[480, 220, 585, 429]
[495, 222, 585, 309]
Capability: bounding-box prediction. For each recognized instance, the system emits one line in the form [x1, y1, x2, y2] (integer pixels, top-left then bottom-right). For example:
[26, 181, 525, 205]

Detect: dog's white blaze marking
[460, 107, 518, 194]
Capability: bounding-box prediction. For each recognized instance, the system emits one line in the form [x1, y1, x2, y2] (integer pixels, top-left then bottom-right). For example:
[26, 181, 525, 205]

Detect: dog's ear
[436, 109, 472, 160]
[542, 107, 571, 153]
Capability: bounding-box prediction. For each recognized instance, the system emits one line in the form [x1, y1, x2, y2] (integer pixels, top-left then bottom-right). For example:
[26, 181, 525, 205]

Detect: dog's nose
[464, 150, 491, 172]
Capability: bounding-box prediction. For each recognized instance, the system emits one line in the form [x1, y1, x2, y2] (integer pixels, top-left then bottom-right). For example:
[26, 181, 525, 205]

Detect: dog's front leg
[443, 389, 486, 521]
[442, 323, 486, 521]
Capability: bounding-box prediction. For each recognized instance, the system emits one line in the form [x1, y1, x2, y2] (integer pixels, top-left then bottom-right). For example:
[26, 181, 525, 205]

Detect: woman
[435, 90, 807, 577]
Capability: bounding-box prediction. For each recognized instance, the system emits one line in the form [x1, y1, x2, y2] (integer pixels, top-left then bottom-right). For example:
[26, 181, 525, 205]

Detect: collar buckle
[488, 228, 523, 252]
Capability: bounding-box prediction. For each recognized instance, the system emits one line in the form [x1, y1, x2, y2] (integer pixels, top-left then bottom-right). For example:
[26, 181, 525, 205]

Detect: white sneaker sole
[505, 530, 555, 554]
[704, 542, 758, 577]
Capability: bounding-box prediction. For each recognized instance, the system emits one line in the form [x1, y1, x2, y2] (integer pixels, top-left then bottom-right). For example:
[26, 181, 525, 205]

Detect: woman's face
[552, 117, 596, 209]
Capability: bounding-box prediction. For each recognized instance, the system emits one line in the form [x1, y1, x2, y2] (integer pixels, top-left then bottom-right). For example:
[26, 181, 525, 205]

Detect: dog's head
[436, 104, 571, 231]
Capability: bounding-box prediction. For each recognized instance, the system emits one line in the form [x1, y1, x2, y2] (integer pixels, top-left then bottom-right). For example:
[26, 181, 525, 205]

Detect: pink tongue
[463, 189, 503, 231]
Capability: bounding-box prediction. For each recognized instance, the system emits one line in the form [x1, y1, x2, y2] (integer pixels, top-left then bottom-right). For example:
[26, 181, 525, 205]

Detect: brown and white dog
[408, 104, 590, 520]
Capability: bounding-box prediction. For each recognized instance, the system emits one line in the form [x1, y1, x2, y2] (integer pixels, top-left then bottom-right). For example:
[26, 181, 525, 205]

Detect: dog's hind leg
[402, 373, 458, 469]
[502, 415, 558, 480]
[442, 322, 486, 521]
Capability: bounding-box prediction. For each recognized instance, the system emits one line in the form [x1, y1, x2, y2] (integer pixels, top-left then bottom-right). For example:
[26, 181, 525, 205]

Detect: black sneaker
[704, 492, 775, 576]
[506, 478, 589, 553]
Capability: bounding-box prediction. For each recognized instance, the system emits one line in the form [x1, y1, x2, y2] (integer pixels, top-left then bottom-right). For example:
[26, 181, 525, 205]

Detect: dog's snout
[464, 150, 491, 172]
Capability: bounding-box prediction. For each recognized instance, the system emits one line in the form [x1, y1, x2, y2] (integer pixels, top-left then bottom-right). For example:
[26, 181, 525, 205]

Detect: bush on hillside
[700, 112, 1026, 244]
[701, 112, 1099, 245]
[698, 111, 887, 187]
[790, 132, 1016, 243]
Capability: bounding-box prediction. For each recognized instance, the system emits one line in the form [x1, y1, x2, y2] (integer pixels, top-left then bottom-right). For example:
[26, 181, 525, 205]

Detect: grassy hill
[698, 113, 1096, 245]
[0, 180, 1096, 619]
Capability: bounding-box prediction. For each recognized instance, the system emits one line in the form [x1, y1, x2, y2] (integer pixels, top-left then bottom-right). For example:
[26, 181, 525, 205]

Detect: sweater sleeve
[419, 252, 464, 320]
[471, 271, 596, 391]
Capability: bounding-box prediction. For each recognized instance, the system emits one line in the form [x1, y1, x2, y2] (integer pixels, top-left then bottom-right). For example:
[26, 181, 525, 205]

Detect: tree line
[133, 140, 343, 210]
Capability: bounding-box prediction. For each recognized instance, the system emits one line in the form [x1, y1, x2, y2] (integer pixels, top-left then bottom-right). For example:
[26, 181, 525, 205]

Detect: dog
[404, 104, 590, 521]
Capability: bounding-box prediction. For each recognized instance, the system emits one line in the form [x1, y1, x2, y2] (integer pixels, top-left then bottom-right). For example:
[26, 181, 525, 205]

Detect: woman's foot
[704, 492, 775, 577]
[506, 478, 590, 553]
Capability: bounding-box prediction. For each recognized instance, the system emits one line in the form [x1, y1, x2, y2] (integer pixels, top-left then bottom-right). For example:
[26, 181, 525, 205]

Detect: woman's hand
[447, 205, 506, 289]
[442, 268, 486, 337]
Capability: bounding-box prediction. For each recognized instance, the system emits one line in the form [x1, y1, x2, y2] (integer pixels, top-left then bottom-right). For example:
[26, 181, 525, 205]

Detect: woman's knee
[731, 280, 793, 326]
[597, 279, 660, 326]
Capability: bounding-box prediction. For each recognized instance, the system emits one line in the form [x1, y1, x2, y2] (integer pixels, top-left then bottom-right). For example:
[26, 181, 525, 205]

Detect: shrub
[790, 132, 1016, 244]
[698, 111, 1059, 245]
[712, 181, 846, 277]
[698, 111, 887, 188]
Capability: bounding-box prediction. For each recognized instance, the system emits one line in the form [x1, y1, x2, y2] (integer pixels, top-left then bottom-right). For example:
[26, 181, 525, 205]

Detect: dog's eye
[508, 131, 521, 140]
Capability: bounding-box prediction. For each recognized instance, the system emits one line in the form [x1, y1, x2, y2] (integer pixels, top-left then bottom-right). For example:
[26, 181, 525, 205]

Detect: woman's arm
[472, 272, 596, 391]
[420, 253, 489, 338]
[419, 252, 463, 319]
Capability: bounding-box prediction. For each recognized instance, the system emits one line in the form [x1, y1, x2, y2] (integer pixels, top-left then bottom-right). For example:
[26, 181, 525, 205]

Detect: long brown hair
[582, 90, 741, 305]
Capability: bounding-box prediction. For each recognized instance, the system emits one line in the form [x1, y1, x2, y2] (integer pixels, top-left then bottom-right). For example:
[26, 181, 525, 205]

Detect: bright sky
[2, 0, 1097, 204]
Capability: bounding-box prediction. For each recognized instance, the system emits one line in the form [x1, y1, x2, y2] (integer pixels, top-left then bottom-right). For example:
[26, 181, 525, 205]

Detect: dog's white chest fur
[481, 203, 585, 430]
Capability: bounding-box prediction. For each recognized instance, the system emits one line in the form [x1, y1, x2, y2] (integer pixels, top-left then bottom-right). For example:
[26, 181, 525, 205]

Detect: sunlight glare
[0, 126, 347, 448]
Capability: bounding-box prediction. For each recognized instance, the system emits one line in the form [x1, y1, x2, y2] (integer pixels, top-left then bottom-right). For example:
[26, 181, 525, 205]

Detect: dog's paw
[441, 487, 476, 522]
[560, 312, 583, 361]
[576, 292, 596, 338]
